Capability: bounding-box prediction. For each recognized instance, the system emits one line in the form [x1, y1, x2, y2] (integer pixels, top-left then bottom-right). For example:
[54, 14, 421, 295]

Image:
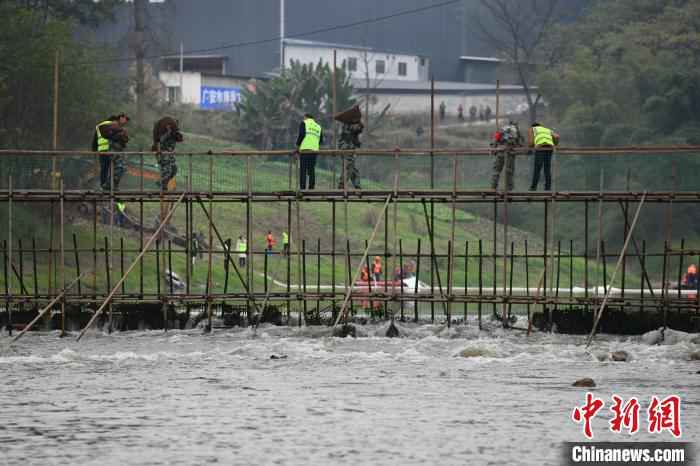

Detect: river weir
[1, 324, 698, 465]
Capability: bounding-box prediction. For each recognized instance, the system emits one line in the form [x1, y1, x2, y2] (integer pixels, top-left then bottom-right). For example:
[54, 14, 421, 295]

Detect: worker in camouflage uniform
[490, 120, 523, 191]
[335, 105, 363, 190]
[151, 117, 184, 191]
[93, 113, 129, 191]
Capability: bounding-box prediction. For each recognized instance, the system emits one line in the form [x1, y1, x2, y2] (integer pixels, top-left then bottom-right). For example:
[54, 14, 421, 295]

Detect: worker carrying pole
[151, 117, 184, 192]
[335, 105, 363, 190]
[93, 113, 129, 191]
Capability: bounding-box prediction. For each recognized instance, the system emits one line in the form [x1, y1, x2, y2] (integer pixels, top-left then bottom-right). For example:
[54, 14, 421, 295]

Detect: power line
[64, 0, 460, 67]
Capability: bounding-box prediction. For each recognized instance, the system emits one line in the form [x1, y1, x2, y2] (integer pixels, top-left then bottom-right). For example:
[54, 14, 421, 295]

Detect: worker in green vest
[528, 122, 560, 191]
[282, 231, 289, 256]
[236, 235, 247, 267]
[295, 113, 323, 190]
[115, 200, 127, 226]
[93, 113, 129, 191]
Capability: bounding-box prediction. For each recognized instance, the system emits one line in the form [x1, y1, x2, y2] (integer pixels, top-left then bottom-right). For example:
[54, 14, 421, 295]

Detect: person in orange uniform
[372, 256, 382, 282]
[360, 265, 371, 310]
[685, 264, 698, 288]
[265, 231, 276, 256]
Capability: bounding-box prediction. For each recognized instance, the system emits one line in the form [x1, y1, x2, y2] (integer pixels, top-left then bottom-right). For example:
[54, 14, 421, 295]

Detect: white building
[158, 54, 254, 110]
[282, 38, 430, 82]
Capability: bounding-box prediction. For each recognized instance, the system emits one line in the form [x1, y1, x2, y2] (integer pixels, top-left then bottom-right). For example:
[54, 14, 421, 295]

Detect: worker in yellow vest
[528, 122, 560, 191]
[295, 113, 323, 190]
[92, 113, 129, 191]
[282, 231, 289, 256]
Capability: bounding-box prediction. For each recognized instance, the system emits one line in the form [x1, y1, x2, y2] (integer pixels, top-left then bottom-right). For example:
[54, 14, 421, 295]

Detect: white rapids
[0, 321, 698, 465]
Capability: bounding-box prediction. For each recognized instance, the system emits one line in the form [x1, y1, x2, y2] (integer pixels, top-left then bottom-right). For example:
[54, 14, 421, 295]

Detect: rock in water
[610, 351, 630, 362]
[385, 322, 400, 338]
[690, 351, 700, 361]
[458, 348, 487, 358]
[572, 378, 596, 388]
[641, 329, 663, 345]
[333, 324, 357, 338]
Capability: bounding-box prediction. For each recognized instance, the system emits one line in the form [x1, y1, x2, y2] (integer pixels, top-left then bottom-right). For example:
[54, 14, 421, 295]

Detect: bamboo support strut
[7, 272, 87, 346]
[333, 195, 392, 328]
[76, 192, 186, 341]
[586, 192, 647, 347]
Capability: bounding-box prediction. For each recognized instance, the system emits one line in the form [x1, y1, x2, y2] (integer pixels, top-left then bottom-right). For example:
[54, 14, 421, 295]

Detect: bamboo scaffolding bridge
[1, 145, 700, 339]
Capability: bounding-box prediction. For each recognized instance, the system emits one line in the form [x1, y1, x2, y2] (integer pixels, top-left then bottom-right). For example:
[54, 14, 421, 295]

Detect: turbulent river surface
[1, 321, 698, 466]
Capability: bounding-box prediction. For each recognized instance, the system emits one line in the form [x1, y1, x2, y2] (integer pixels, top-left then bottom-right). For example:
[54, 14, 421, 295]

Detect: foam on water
[0, 325, 698, 465]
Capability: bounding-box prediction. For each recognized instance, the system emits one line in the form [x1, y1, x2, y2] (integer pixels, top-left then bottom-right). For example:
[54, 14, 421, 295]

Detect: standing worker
[115, 200, 127, 227]
[151, 116, 184, 191]
[266, 231, 276, 256]
[295, 113, 323, 190]
[191, 233, 201, 267]
[490, 120, 523, 191]
[528, 122, 560, 191]
[282, 231, 290, 256]
[336, 105, 363, 190]
[93, 113, 129, 191]
[372, 256, 382, 283]
[236, 235, 247, 268]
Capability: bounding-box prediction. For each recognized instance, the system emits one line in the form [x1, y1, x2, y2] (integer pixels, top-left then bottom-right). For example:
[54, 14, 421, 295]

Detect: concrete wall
[159, 71, 202, 104]
[285, 44, 428, 82]
[360, 92, 529, 116]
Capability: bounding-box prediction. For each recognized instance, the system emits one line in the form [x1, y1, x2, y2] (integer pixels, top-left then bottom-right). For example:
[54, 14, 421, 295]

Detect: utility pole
[134, 0, 147, 128]
[280, 0, 285, 71]
[179, 42, 184, 104]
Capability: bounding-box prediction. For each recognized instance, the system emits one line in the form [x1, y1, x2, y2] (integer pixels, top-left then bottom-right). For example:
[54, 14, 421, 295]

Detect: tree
[6, 0, 123, 26]
[133, 0, 147, 130]
[473, 0, 562, 122]
[0, 3, 122, 152]
[237, 60, 355, 150]
[539, 0, 700, 146]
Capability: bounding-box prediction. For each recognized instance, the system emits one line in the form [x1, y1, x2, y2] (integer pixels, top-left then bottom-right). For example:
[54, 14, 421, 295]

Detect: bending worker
[336, 105, 363, 190]
[295, 113, 323, 190]
[93, 113, 129, 191]
[490, 120, 523, 191]
[528, 122, 560, 191]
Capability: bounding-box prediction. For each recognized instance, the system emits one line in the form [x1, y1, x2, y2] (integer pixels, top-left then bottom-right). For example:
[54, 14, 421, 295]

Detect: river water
[1, 321, 698, 465]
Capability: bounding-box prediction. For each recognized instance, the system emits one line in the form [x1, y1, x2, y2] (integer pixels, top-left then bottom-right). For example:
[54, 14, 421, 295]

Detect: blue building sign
[200, 86, 241, 110]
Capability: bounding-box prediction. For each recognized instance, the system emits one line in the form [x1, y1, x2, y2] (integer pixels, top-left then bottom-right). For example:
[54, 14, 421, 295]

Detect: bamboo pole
[586, 192, 647, 347]
[60, 179, 65, 336]
[333, 195, 392, 328]
[76, 192, 186, 341]
[7, 272, 87, 346]
[8, 176, 13, 336]
[206, 155, 214, 332]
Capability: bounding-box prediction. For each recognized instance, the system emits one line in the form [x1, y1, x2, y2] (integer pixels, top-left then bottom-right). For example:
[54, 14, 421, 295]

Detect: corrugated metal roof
[459, 56, 504, 63]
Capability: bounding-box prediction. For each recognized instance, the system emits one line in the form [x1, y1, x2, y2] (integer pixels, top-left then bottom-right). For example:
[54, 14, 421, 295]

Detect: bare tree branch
[473, 0, 561, 122]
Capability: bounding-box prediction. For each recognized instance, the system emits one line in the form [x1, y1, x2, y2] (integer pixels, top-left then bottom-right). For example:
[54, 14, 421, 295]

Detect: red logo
[572, 392, 605, 439]
[572, 394, 682, 439]
[609, 395, 640, 434]
[648, 395, 682, 438]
